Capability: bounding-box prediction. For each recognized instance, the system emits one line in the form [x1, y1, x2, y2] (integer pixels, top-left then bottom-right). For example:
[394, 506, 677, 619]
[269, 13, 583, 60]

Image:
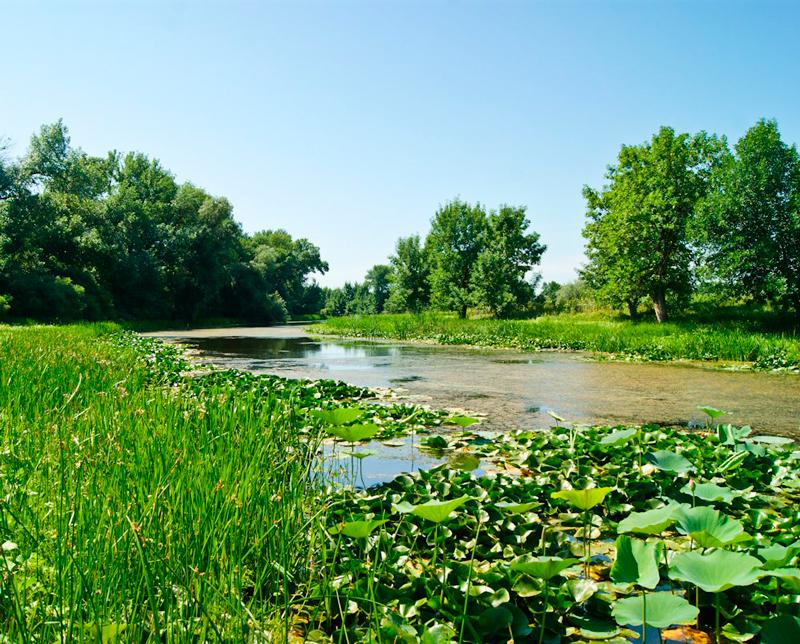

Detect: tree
[470, 205, 546, 317]
[365, 264, 391, 313]
[696, 119, 800, 315]
[425, 199, 487, 318]
[582, 127, 726, 322]
[386, 235, 429, 313]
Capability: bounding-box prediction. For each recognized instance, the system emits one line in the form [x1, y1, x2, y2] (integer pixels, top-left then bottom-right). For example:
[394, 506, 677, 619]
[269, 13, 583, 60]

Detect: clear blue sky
[3, 0, 799, 287]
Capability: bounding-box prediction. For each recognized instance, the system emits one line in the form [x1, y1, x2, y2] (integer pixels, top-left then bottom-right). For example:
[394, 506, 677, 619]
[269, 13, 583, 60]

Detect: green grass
[314, 312, 800, 369]
[0, 323, 343, 640]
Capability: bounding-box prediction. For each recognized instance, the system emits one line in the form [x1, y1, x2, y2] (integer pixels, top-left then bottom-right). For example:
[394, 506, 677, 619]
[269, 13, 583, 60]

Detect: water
[147, 325, 800, 437]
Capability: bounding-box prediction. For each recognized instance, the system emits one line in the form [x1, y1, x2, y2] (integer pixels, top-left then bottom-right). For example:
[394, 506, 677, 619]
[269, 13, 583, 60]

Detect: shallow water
[146, 325, 800, 437]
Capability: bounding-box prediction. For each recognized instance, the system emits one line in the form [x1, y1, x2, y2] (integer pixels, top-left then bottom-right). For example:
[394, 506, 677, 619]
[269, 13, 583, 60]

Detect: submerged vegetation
[2, 323, 800, 642]
[315, 312, 800, 370]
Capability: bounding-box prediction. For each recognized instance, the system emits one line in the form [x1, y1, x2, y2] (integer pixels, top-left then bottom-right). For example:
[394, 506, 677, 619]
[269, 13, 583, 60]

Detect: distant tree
[555, 279, 595, 313]
[470, 205, 546, 317]
[365, 264, 391, 313]
[696, 119, 800, 315]
[539, 280, 561, 313]
[386, 235, 429, 313]
[425, 199, 487, 318]
[582, 126, 726, 322]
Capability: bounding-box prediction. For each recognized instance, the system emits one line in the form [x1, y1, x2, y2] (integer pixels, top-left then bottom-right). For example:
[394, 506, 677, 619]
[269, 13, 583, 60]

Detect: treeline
[0, 121, 327, 322]
[324, 199, 546, 318]
[583, 118, 800, 322]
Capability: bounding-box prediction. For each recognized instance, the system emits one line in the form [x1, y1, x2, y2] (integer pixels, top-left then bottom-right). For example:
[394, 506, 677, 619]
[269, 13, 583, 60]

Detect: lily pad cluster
[309, 419, 800, 643]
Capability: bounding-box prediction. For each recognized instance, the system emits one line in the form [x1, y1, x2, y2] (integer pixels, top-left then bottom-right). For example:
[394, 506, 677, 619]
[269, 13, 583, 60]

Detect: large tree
[696, 119, 800, 314]
[365, 264, 391, 313]
[582, 126, 726, 322]
[470, 205, 545, 317]
[385, 235, 429, 313]
[425, 199, 487, 318]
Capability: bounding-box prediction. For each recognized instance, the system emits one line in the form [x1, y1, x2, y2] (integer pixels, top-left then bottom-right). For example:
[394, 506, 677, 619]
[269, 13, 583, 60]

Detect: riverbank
[3, 323, 799, 641]
[314, 312, 800, 370]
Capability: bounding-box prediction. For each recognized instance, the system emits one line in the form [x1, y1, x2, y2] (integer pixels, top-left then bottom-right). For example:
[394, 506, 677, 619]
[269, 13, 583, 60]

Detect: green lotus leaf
[646, 450, 694, 474]
[680, 481, 738, 504]
[612, 592, 698, 629]
[760, 615, 800, 644]
[675, 506, 748, 548]
[668, 550, 763, 592]
[547, 410, 566, 423]
[422, 436, 449, 449]
[749, 435, 794, 446]
[495, 500, 540, 514]
[420, 622, 457, 644]
[610, 536, 662, 589]
[402, 495, 471, 523]
[551, 486, 615, 511]
[698, 405, 727, 419]
[331, 519, 387, 539]
[447, 415, 480, 427]
[510, 555, 578, 580]
[761, 567, 800, 580]
[326, 423, 380, 442]
[716, 424, 751, 445]
[600, 428, 637, 447]
[617, 503, 687, 535]
[568, 616, 620, 640]
[717, 450, 748, 473]
[312, 407, 363, 425]
[757, 541, 800, 570]
[567, 578, 599, 603]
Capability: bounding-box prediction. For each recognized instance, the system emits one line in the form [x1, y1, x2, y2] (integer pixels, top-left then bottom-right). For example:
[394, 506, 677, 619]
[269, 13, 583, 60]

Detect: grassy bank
[3, 324, 800, 642]
[315, 312, 800, 369]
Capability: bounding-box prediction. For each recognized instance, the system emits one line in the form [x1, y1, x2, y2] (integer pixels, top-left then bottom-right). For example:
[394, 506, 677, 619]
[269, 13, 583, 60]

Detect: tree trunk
[626, 300, 639, 320]
[458, 304, 468, 319]
[652, 290, 668, 323]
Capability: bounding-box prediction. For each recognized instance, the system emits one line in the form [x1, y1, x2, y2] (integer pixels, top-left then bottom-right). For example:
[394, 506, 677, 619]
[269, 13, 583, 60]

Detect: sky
[2, 0, 799, 287]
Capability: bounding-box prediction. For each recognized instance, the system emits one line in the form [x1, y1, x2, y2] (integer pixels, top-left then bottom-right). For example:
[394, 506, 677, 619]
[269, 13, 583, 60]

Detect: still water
[147, 325, 800, 437]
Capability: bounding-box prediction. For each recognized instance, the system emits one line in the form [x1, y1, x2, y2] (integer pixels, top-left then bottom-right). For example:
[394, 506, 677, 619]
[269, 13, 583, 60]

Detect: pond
[146, 325, 800, 437]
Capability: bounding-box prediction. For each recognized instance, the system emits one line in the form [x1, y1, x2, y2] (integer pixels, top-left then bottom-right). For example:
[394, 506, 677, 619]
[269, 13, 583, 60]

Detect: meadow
[2, 323, 799, 642]
[315, 312, 800, 370]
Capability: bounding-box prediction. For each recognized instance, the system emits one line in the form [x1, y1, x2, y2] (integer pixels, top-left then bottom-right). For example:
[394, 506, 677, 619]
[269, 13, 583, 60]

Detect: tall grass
[0, 324, 328, 640]
[315, 312, 800, 367]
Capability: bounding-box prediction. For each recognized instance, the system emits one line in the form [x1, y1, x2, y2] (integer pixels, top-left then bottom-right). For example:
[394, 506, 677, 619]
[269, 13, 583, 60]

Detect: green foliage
[385, 235, 430, 313]
[668, 550, 763, 592]
[696, 119, 800, 314]
[426, 198, 488, 318]
[610, 536, 662, 588]
[582, 126, 727, 322]
[469, 205, 546, 317]
[0, 121, 327, 322]
[612, 592, 698, 629]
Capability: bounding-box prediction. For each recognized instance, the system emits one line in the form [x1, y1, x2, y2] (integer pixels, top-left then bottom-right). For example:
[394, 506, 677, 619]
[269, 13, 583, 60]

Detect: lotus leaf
[312, 407, 363, 425]
[646, 449, 694, 474]
[551, 486, 615, 510]
[680, 481, 738, 504]
[326, 423, 380, 442]
[675, 506, 748, 548]
[397, 496, 471, 523]
[495, 500, 540, 514]
[760, 615, 800, 644]
[600, 428, 637, 446]
[510, 555, 578, 580]
[698, 405, 726, 419]
[668, 550, 763, 592]
[612, 592, 698, 629]
[617, 503, 686, 535]
[610, 536, 662, 589]
[757, 541, 800, 569]
[446, 415, 479, 427]
[331, 519, 387, 539]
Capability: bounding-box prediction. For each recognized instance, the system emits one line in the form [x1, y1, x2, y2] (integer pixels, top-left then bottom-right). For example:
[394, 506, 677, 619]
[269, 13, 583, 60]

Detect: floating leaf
[326, 423, 380, 442]
[331, 519, 387, 539]
[312, 407, 363, 425]
[749, 435, 794, 446]
[612, 592, 698, 629]
[600, 428, 637, 447]
[610, 536, 662, 589]
[617, 503, 687, 535]
[646, 450, 694, 474]
[510, 555, 578, 580]
[552, 486, 615, 511]
[420, 622, 457, 644]
[448, 453, 480, 471]
[447, 415, 479, 427]
[674, 506, 748, 548]
[668, 550, 762, 593]
[422, 436, 449, 449]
